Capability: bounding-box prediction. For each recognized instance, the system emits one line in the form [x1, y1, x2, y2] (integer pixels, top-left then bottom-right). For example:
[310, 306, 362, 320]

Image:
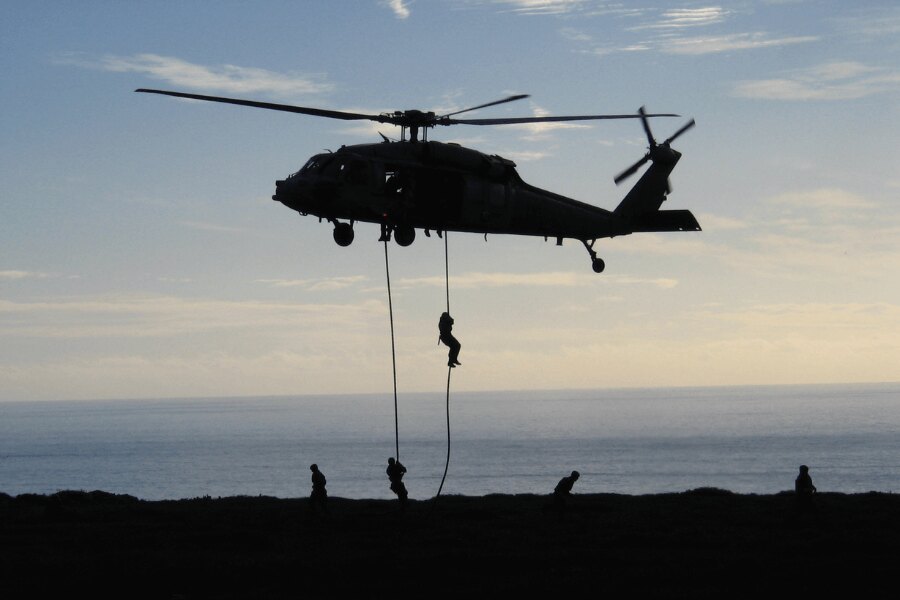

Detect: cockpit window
[300, 155, 333, 174]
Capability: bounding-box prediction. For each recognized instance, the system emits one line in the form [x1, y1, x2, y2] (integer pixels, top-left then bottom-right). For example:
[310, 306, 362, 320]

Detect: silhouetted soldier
[438, 312, 462, 368]
[794, 464, 817, 515]
[309, 463, 327, 513]
[386, 457, 408, 510]
[552, 470, 580, 515]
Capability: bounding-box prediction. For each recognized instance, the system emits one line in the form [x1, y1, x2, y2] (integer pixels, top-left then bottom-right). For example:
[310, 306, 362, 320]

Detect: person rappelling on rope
[386, 457, 408, 510]
[439, 312, 462, 368]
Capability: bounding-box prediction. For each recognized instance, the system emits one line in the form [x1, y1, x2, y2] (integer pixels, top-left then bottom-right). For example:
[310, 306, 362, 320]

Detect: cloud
[499, 150, 553, 162]
[560, 27, 592, 42]
[0, 295, 384, 339]
[0, 270, 51, 280]
[382, 0, 411, 19]
[688, 186, 900, 281]
[488, 0, 586, 16]
[55, 53, 333, 97]
[257, 275, 369, 291]
[613, 234, 713, 257]
[833, 6, 900, 38]
[766, 188, 876, 210]
[694, 214, 748, 231]
[337, 120, 403, 141]
[507, 103, 592, 141]
[733, 61, 900, 100]
[661, 32, 817, 55]
[391, 271, 677, 289]
[696, 302, 900, 335]
[628, 7, 730, 31]
[806, 61, 879, 81]
[558, 6, 816, 57]
[0, 347, 384, 401]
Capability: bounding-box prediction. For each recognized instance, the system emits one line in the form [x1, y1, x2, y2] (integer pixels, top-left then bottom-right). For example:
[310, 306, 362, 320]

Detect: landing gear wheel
[394, 225, 415, 247]
[581, 239, 605, 274]
[333, 222, 354, 247]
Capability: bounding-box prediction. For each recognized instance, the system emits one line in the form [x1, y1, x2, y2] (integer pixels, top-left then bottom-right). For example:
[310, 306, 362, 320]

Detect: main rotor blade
[613, 154, 651, 185]
[663, 118, 696, 146]
[445, 112, 678, 126]
[638, 106, 656, 147]
[441, 94, 530, 118]
[135, 89, 385, 122]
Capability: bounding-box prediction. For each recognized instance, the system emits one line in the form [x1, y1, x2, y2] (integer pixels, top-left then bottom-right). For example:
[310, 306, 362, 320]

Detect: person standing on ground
[309, 463, 328, 513]
[794, 464, 817, 514]
[553, 470, 580, 514]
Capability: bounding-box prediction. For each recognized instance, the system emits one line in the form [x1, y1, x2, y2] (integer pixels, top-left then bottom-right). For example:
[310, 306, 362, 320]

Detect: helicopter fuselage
[273, 140, 634, 244]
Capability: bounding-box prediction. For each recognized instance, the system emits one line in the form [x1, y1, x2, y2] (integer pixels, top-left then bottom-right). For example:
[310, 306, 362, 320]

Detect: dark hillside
[2, 490, 897, 598]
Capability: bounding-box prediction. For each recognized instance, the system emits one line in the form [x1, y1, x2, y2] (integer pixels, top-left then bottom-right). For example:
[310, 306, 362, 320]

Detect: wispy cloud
[694, 213, 748, 231]
[560, 27, 651, 56]
[689, 186, 900, 281]
[832, 5, 900, 38]
[257, 275, 369, 291]
[560, 27, 592, 42]
[507, 103, 592, 141]
[0, 270, 51, 280]
[0, 295, 383, 338]
[382, 0, 411, 19]
[488, 0, 586, 16]
[766, 188, 876, 210]
[559, 6, 816, 57]
[499, 149, 554, 162]
[392, 271, 677, 289]
[661, 32, 817, 55]
[628, 6, 730, 31]
[696, 302, 900, 333]
[55, 53, 333, 97]
[337, 120, 403, 141]
[733, 61, 900, 100]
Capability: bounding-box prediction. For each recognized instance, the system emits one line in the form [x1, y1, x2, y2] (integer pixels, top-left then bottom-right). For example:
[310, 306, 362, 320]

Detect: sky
[2, 1, 899, 401]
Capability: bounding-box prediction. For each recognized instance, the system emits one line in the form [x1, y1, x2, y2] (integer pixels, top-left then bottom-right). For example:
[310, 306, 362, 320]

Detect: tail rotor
[614, 107, 695, 186]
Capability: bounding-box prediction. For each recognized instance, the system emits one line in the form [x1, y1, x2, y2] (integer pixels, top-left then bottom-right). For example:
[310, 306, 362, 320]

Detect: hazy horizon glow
[2, 1, 899, 401]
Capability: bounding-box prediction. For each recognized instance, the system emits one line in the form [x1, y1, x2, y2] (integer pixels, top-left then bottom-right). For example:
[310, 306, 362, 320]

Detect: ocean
[1, 383, 898, 500]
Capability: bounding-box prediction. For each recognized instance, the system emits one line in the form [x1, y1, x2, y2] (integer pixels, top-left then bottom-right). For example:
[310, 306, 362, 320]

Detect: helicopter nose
[273, 178, 297, 204]
[273, 177, 301, 198]
[273, 177, 318, 214]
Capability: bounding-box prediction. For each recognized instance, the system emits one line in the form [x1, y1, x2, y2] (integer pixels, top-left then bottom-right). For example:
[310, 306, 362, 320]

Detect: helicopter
[136, 89, 700, 273]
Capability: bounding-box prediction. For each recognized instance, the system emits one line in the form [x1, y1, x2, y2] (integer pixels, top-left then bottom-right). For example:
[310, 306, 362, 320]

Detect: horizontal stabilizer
[630, 210, 701, 232]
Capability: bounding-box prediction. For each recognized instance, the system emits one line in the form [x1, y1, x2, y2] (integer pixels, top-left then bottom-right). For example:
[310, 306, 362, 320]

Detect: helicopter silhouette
[137, 89, 700, 273]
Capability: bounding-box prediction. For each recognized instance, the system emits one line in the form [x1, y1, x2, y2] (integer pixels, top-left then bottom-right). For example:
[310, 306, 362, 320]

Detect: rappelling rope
[384, 231, 452, 501]
[435, 232, 452, 500]
[384, 240, 400, 462]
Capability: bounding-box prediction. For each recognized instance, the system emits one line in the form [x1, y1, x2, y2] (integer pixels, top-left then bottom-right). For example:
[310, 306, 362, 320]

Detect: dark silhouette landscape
[3, 489, 898, 597]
